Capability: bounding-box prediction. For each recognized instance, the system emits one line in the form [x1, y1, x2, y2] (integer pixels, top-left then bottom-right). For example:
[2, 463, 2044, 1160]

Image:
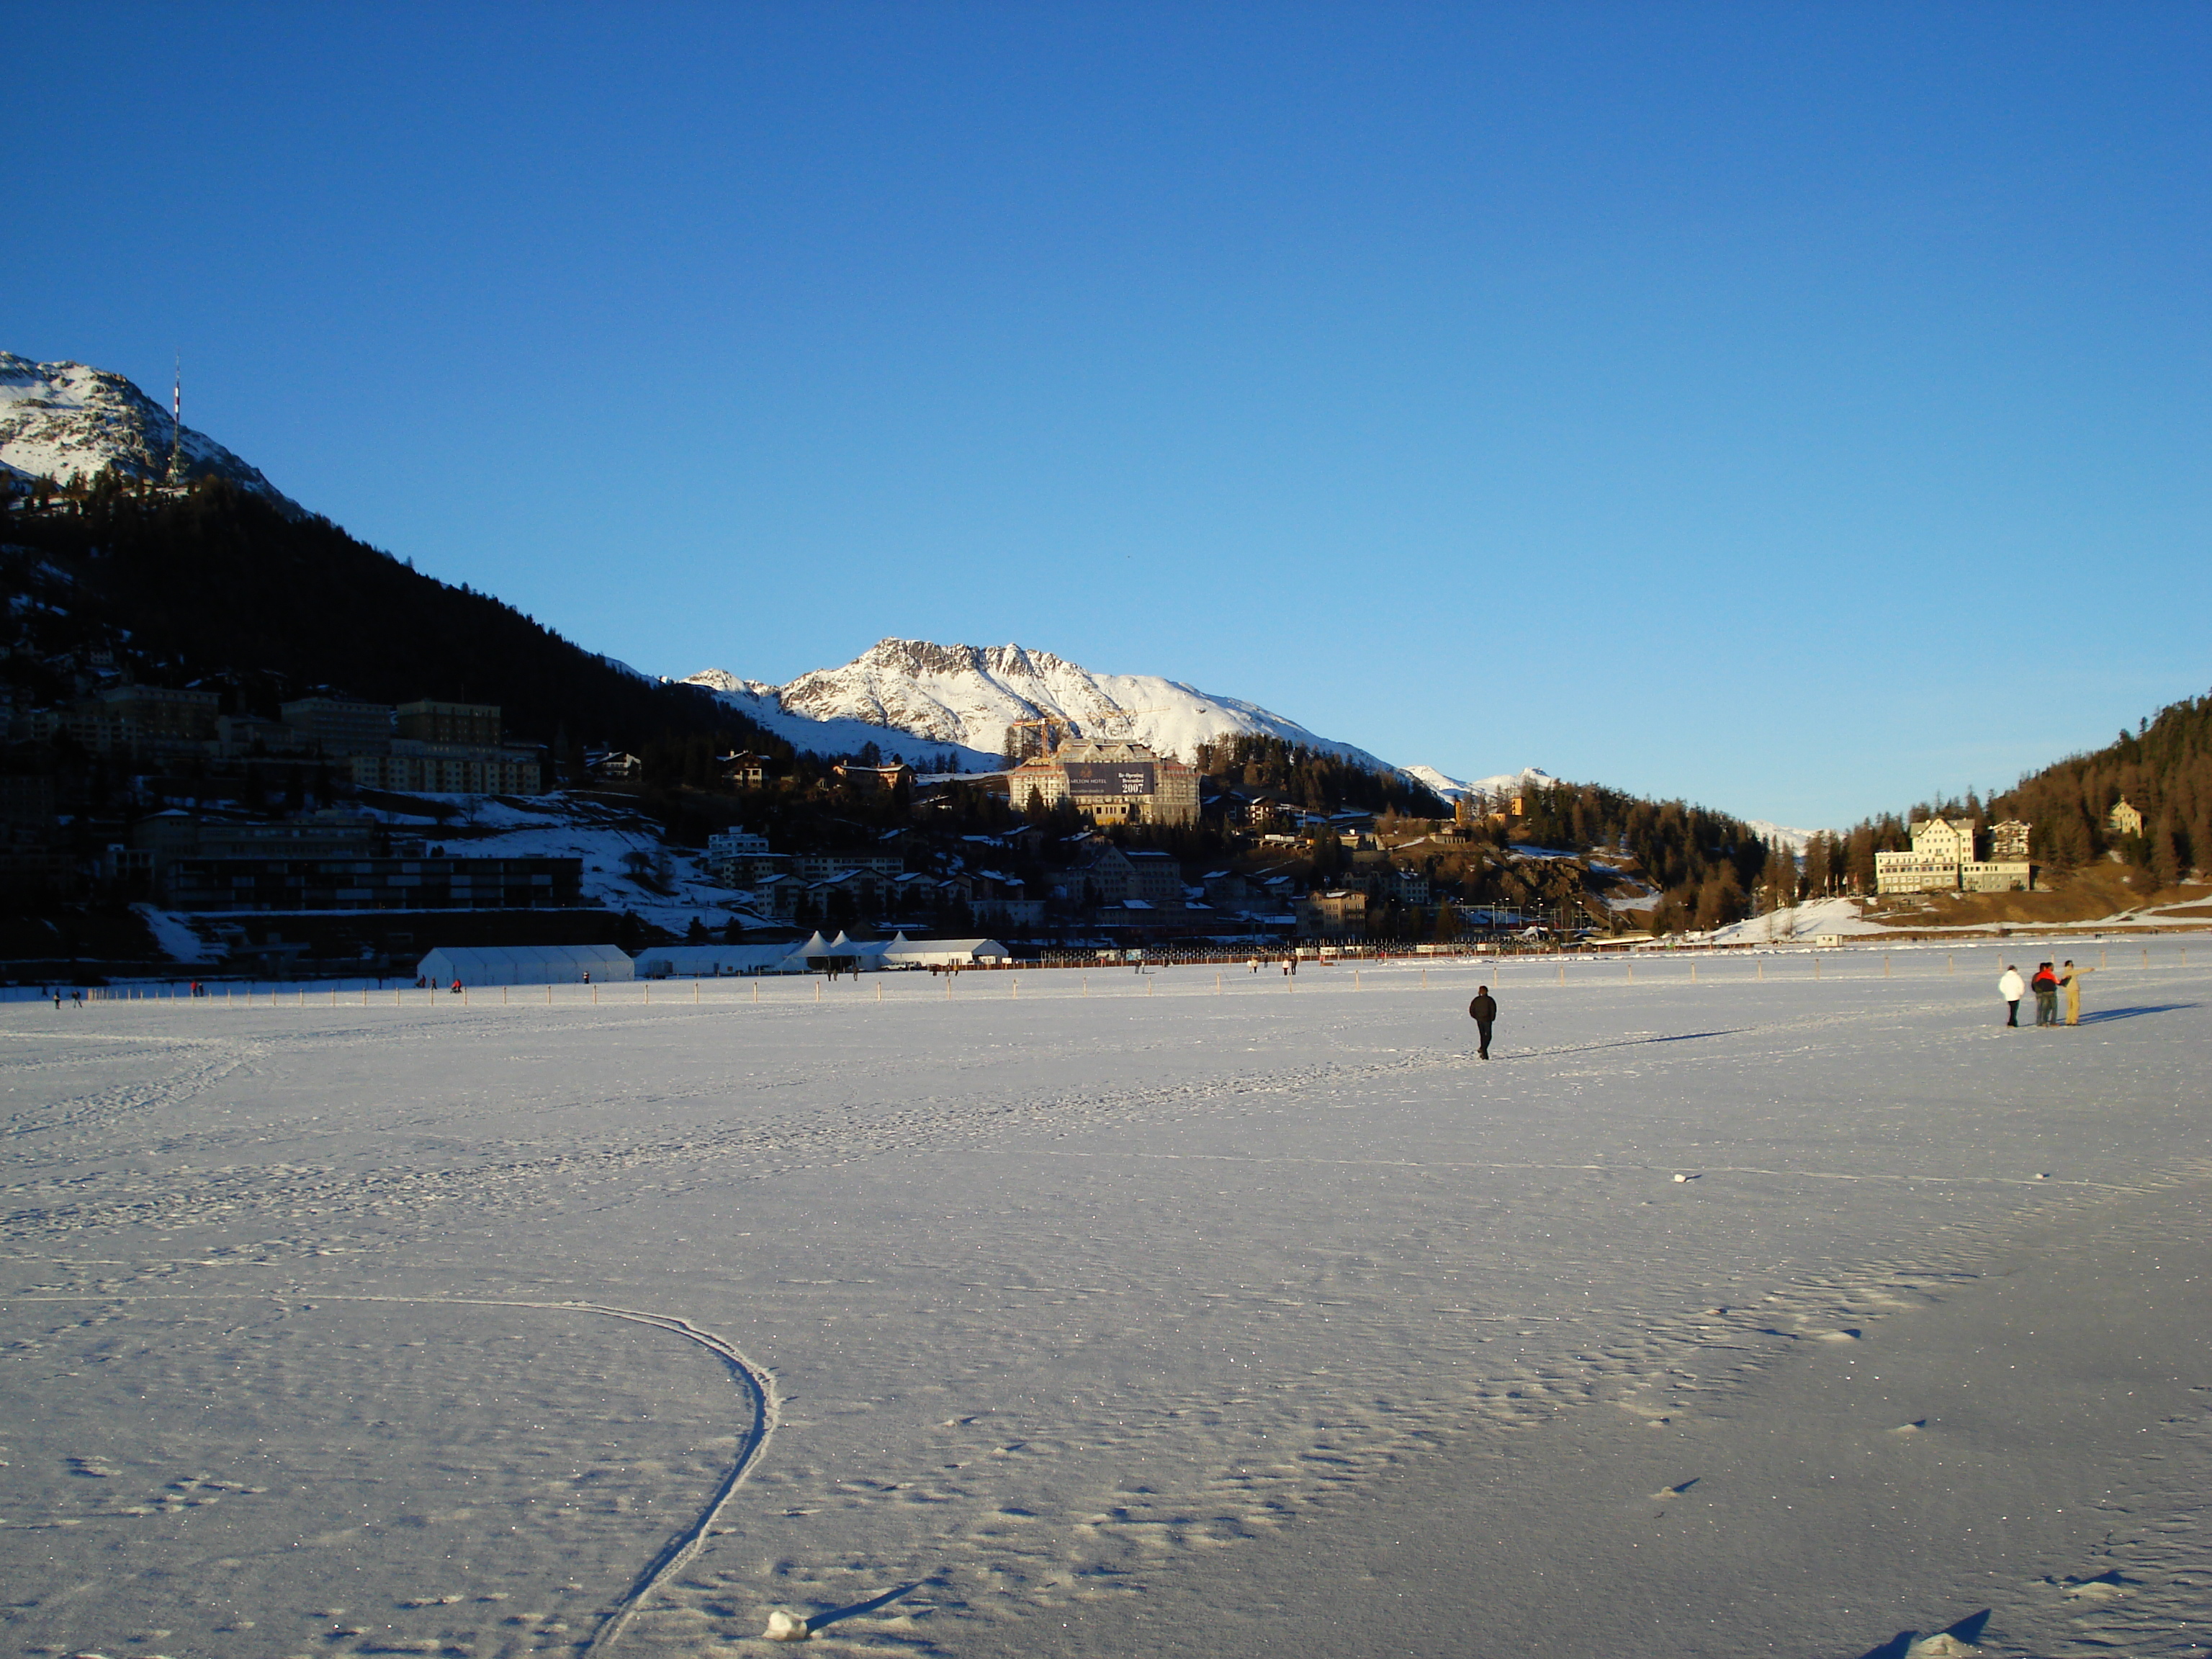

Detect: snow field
[2, 947, 2208, 1658]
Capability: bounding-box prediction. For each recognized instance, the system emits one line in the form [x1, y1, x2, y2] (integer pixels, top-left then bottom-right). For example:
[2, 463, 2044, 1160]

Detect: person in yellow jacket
[2059, 958, 2095, 1025]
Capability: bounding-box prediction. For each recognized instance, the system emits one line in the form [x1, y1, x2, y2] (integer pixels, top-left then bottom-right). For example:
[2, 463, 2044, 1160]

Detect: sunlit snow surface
[4, 947, 2209, 1658]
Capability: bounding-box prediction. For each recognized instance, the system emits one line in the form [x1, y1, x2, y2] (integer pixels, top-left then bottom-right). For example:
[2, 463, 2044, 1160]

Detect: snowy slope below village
[0, 351, 301, 512]
[683, 639, 1395, 773]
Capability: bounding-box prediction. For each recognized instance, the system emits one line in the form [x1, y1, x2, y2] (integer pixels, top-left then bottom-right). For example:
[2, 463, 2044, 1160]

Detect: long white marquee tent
[419, 937, 1011, 986]
[415, 944, 635, 986]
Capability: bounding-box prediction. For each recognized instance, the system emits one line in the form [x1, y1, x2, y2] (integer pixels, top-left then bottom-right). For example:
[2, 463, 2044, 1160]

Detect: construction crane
[1004, 716, 1077, 763]
[1007, 706, 1181, 762]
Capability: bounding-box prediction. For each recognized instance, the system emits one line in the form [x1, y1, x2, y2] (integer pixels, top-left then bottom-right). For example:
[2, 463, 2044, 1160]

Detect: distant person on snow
[449, 978, 462, 994]
[2031, 962, 2059, 1026]
[1998, 964, 2025, 1027]
[2059, 958, 2095, 1026]
[1469, 985, 1498, 1059]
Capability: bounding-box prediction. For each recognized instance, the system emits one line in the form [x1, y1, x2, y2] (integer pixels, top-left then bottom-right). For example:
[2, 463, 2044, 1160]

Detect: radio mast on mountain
[163, 355, 184, 486]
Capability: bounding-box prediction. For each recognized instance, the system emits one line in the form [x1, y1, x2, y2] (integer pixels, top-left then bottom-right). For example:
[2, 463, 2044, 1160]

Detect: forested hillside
[1800, 688, 2212, 899]
[2, 474, 774, 759]
[1195, 734, 1449, 817]
[1509, 778, 1791, 929]
[1993, 692, 2212, 886]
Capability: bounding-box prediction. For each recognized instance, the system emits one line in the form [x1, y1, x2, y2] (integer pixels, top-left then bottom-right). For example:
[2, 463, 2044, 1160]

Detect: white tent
[633, 944, 803, 978]
[783, 930, 891, 974]
[416, 943, 634, 986]
[778, 931, 835, 974]
[876, 937, 1012, 969]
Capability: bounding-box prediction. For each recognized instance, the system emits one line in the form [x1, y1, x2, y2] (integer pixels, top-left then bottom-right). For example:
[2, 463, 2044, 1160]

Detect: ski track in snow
[4, 1291, 775, 1658]
[0, 952, 2206, 1657]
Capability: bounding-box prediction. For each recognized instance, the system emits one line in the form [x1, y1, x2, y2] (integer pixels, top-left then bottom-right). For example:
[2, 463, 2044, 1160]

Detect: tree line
[1193, 734, 1449, 817]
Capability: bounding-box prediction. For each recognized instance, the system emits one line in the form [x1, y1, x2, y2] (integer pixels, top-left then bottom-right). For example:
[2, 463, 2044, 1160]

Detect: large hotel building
[1005, 739, 1200, 827]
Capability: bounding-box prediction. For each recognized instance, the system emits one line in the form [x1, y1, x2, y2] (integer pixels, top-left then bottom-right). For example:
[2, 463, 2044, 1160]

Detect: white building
[415, 943, 634, 985]
[1875, 816, 2032, 895]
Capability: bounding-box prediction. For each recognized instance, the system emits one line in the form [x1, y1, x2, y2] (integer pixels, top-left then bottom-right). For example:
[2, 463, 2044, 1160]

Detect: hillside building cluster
[6, 688, 544, 794]
[1873, 816, 2034, 895]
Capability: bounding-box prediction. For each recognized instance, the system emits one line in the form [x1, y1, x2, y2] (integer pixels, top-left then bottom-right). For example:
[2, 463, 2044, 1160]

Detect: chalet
[718, 751, 770, 788]
[586, 750, 642, 782]
[833, 760, 914, 793]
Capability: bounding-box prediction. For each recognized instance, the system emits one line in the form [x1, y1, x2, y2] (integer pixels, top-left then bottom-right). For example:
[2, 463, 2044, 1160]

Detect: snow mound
[1707, 896, 1881, 946]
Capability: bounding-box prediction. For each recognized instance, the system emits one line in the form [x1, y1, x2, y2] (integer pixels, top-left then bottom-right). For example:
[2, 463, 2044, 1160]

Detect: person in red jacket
[2031, 962, 2059, 1026]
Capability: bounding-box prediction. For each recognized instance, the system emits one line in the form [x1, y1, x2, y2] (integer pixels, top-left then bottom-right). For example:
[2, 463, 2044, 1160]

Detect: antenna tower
[163, 355, 184, 486]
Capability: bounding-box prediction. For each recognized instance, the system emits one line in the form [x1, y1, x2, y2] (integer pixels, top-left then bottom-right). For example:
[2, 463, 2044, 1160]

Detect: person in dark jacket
[2031, 962, 2059, 1026]
[1469, 986, 1498, 1058]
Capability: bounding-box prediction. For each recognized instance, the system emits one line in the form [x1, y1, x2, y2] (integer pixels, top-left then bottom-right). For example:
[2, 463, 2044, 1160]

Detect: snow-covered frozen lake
[4, 945, 2208, 1658]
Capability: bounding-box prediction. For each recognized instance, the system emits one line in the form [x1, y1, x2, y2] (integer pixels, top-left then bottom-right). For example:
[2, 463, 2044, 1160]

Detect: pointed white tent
[779, 930, 836, 974]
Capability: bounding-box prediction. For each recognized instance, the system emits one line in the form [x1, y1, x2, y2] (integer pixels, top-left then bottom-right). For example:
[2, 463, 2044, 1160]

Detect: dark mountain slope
[3, 475, 772, 755]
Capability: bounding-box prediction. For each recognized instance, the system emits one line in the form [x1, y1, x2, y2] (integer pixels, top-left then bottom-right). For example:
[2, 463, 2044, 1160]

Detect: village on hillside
[5, 660, 2208, 987]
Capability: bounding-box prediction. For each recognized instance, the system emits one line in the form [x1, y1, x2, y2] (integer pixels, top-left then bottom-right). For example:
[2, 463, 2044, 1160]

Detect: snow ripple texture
[1, 950, 2208, 1658]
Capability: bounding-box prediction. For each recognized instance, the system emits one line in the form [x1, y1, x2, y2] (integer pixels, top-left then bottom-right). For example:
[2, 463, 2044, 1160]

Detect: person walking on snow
[1469, 985, 1498, 1058]
[2059, 958, 2095, 1026]
[2031, 962, 2059, 1026]
[1998, 964, 2025, 1027]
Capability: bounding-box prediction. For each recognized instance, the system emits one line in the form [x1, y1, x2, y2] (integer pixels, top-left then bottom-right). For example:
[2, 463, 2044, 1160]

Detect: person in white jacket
[1999, 964, 2025, 1028]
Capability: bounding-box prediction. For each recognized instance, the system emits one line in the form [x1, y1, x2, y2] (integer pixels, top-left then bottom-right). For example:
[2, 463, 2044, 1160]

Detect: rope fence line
[9, 938, 2201, 1015]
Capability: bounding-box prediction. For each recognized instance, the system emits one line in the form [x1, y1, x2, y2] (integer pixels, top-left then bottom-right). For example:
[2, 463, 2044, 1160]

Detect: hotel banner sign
[1065, 761, 1156, 799]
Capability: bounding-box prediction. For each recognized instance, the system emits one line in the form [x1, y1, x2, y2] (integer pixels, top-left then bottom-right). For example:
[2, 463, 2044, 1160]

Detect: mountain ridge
[682, 637, 1399, 775]
[0, 353, 302, 516]
[3, 349, 1823, 833]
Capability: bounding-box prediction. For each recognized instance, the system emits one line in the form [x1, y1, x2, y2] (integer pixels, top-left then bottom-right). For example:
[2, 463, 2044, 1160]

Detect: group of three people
[1997, 959, 2092, 1028]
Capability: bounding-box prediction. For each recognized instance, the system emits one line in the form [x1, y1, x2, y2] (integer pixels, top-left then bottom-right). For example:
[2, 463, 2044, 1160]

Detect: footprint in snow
[2040, 1570, 2133, 1601]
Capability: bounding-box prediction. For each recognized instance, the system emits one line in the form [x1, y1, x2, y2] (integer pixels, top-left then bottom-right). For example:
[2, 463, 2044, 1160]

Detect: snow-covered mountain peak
[0, 351, 300, 513]
[1402, 764, 1557, 802]
[682, 638, 1393, 773]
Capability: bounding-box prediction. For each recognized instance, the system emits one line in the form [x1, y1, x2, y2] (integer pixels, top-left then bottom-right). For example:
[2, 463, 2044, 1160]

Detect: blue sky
[11, 1, 2208, 827]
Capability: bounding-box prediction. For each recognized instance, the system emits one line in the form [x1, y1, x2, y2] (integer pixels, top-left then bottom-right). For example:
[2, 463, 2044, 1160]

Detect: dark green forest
[2, 474, 775, 758]
[1193, 734, 1449, 817]
[1508, 778, 1784, 931]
